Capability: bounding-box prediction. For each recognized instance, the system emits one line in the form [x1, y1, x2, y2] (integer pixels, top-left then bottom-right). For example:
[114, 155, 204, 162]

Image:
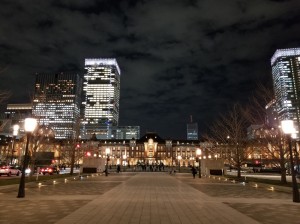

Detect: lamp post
[196, 148, 202, 178]
[11, 124, 19, 165]
[123, 154, 126, 172]
[105, 148, 110, 176]
[17, 118, 37, 198]
[281, 120, 300, 203]
[295, 146, 300, 174]
[177, 155, 182, 173]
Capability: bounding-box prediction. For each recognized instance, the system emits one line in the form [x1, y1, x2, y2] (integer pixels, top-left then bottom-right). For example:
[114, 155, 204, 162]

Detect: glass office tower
[32, 73, 82, 139]
[187, 122, 198, 140]
[186, 115, 198, 140]
[82, 58, 121, 139]
[113, 126, 140, 140]
[271, 48, 300, 136]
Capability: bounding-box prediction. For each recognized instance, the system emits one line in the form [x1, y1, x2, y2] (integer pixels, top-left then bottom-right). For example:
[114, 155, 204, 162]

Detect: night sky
[0, 0, 299, 139]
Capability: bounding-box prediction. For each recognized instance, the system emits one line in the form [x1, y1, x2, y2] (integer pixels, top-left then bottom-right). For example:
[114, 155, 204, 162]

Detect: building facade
[271, 48, 300, 136]
[3, 103, 33, 134]
[82, 58, 121, 139]
[32, 73, 82, 139]
[84, 132, 202, 168]
[1, 132, 220, 172]
[5, 103, 32, 121]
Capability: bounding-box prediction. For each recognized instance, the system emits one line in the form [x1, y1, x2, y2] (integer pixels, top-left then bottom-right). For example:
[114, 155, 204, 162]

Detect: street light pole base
[17, 180, 25, 198]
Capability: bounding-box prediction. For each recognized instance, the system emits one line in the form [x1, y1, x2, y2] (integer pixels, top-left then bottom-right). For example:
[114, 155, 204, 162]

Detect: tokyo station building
[80, 132, 207, 167]
[0, 132, 210, 169]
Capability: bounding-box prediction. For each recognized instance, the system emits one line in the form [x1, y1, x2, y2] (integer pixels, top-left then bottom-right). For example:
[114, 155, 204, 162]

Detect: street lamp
[281, 120, 300, 203]
[196, 148, 202, 178]
[105, 148, 110, 176]
[11, 124, 19, 165]
[123, 152, 127, 172]
[17, 118, 37, 198]
[177, 155, 182, 173]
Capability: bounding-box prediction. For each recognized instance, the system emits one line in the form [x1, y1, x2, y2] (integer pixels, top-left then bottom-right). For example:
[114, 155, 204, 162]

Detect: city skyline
[0, 0, 299, 139]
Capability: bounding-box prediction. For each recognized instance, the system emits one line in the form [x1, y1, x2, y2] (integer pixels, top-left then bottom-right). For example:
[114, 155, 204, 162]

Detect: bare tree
[0, 64, 11, 104]
[23, 125, 56, 177]
[247, 83, 288, 184]
[247, 83, 274, 125]
[59, 140, 75, 166]
[59, 139, 85, 169]
[69, 115, 82, 175]
[0, 91, 11, 104]
[209, 103, 252, 178]
[253, 127, 288, 184]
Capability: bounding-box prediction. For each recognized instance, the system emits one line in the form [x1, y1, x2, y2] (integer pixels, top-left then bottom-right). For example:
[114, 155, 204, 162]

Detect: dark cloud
[0, 0, 299, 139]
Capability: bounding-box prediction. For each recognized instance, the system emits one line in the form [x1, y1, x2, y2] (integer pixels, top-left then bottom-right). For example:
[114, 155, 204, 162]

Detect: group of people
[136, 163, 165, 172]
[105, 163, 199, 178]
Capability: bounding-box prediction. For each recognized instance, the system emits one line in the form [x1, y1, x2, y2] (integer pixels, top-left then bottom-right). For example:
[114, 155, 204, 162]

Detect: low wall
[201, 159, 225, 176]
[81, 157, 105, 173]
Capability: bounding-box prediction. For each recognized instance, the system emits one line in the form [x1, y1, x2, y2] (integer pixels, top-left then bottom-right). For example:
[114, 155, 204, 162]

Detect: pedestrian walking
[191, 166, 197, 179]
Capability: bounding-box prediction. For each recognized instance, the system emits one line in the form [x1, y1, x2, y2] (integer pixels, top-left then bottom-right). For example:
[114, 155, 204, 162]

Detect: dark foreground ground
[0, 172, 299, 224]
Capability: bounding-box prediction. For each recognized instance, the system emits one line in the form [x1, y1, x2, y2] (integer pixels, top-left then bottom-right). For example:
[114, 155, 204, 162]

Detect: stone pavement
[0, 172, 299, 224]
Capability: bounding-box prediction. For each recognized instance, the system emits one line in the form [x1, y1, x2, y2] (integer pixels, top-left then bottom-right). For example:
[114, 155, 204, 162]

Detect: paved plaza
[0, 172, 299, 224]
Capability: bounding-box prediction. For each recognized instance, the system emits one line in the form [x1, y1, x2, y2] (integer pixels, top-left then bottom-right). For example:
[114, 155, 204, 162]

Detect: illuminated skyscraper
[32, 73, 82, 139]
[271, 48, 300, 135]
[187, 116, 198, 140]
[82, 58, 121, 139]
[187, 123, 198, 140]
[113, 126, 140, 140]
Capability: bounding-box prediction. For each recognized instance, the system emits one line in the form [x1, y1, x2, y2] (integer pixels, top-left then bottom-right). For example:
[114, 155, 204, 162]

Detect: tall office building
[187, 123, 198, 140]
[113, 126, 140, 140]
[187, 115, 198, 140]
[271, 48, 300, 136]
[82, 58, 121, 139]
[32, 73, 82, 139]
